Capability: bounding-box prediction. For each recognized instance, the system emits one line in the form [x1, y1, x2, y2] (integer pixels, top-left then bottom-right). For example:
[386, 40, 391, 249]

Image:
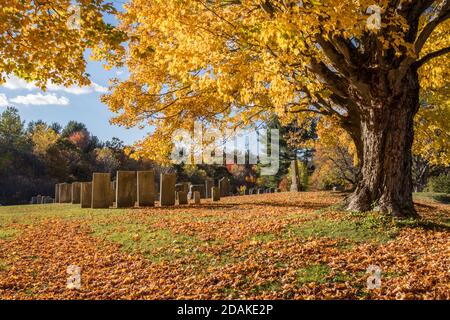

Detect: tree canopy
[105, 0, 448, 158]
[104, 0, 449, 216]
[0, 0, 125, 88]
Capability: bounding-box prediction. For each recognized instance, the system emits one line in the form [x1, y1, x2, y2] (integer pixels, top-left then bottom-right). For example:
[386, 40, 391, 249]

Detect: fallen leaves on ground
[0, 192, 448, 300]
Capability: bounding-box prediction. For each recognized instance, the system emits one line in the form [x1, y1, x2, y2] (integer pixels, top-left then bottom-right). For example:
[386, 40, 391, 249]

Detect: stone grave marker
[205, 179, 214, 198]
[80, 182, 92, 208]
[212, 187, 220, 201]
[137, 171, 155, 207]
[92, 173, 111, 208]
[71, 182, 81, 204]
[219, 177, 230, 197]
[115, 171, 136, 208]
[160, 173, 176, 206]
[55, 184, 60, 203]
[59, 183, 72, 203]
[189, 184, 206, 199]
[193, 191, 201, 204]
[177, 191, 188, 205]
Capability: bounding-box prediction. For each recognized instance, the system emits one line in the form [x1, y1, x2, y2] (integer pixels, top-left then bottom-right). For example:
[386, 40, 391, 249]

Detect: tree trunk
[346, 70, 420, 218]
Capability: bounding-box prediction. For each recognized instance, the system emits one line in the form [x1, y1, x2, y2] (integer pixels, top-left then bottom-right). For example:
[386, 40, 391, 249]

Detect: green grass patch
[91, 222, 207, 263]
[0, 204, 130, 225]
[251, 280, 282, 293]
[413, 192, 450, 204]
[250, 232, 278, 243]
[286, 212, 398, 244]
[0, 260, 8, 271]
[0, 227, 18, 240]
[296, 264, 331, 285]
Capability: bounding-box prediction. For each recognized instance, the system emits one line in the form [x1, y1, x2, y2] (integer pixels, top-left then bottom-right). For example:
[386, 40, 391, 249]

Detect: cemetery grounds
[0, 192, 449, 300]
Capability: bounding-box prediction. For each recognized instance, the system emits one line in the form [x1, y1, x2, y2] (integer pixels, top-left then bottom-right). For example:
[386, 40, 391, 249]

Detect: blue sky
[0, 1, 147, 145]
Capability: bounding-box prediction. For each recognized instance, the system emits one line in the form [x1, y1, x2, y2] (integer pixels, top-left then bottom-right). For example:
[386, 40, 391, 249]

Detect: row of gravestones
[31, 171, 283, 208]
[30, 195, 55, 204]
[52, 171, 232, 209]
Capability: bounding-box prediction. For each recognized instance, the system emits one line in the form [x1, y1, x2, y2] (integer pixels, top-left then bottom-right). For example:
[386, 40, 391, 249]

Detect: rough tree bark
[346, 69, 420, 218]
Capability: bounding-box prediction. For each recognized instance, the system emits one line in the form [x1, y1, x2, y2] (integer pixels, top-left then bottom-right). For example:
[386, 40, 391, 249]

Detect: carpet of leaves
[0, 192, 448, 300]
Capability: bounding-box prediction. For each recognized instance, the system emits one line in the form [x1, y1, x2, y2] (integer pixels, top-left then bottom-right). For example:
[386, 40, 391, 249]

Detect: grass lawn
[0, 192, 448, 300]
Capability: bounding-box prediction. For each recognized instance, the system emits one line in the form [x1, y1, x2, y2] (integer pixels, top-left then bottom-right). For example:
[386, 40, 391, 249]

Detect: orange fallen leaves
[0, 192, 448, 300]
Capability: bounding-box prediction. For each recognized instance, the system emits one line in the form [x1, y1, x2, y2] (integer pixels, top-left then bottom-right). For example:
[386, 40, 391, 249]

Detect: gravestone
[137, 171, 155, 207]
[59, 183, 72, 203]
[189, 184, 206, 199]
[177, 191, 188, 205]
[92, 173, 111, 208]
[71, 182, 81, 204]
[257, 188, 264, 194]
[31, 196, 37, 204]
[205, 179, 214, 198]
[115, 171, 136, 208]
[219, 177, 230, 197]
[175, 183, 189, 193]
[212, 187, 220, 201]
[290, 160, 300, 192]
[80, 182, 92, 208]
[43, 196, 51, 204]
[193, 191, 201, 204]
[249, 188, 254, 195]
[160, 173, 176, 206]
[110, 181, 115, 206]
[55, 184, 60, 203]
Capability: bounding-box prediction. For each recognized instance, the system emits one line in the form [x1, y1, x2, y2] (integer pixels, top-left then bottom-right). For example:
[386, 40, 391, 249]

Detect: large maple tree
[105, 0, 449, 217]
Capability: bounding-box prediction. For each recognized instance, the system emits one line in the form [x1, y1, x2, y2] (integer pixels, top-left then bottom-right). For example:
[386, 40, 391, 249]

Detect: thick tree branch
[415, 2, 450, 54]
[307, 60, 350, 99]
[415, 46, 450, 68]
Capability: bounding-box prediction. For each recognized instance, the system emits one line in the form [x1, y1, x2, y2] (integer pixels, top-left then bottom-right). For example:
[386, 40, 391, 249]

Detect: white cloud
[10, 93, 70, 106]
[0, 93, 9, 106]
[2, 75, 108, 95]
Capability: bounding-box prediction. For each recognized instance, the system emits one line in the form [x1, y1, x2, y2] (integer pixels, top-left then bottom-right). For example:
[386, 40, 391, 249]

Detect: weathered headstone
[193, 191, 201, 204]
[137, 171, 155, 207]
[189, 184, 206, 199]
[177, 191, 188, 205]
[55, 184, 60, 203]
[290, 160, 300, 192]
[175, 183, 189, 193]
[212, 187, 220, 201]
[59, 183, 72, 203]
[92, 173, 111, 208]
[249, 188, 254, 195]
[80, 182, 92, 208]
[160, 173, 176, 206]
[219, 177, 230, 197]
[31, 196, 37, 204]
[257, 188, 264, 194]
[205, 179, 214, 198]
[244, 188, 249, 195]
[71, 182, 81, 204]
[110, 181, 115, 206]
[115, 171, 136, 208]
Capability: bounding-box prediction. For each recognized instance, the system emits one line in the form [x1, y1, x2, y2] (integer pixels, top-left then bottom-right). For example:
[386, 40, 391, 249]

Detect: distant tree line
[0, 107, 153, 205]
